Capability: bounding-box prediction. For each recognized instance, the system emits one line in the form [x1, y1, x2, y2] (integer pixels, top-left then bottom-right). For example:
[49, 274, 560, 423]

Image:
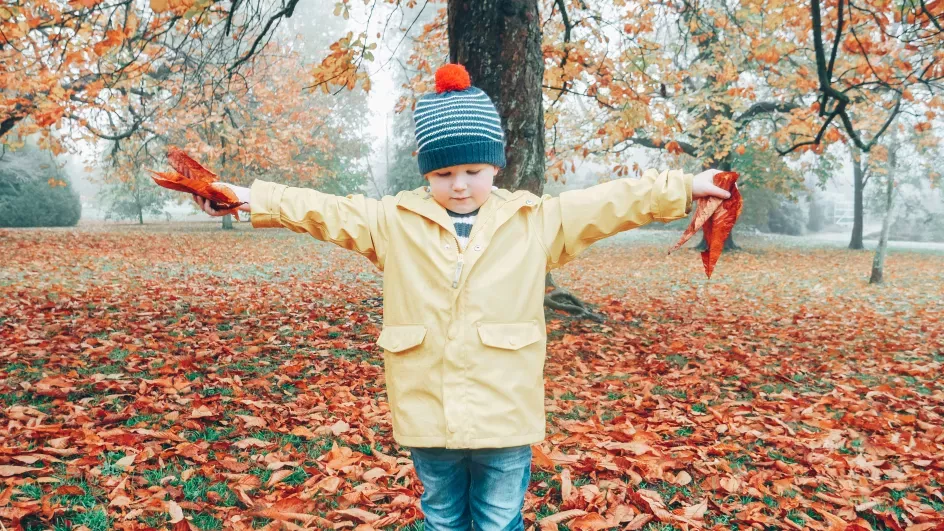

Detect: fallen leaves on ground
[0, 224, 942, 531]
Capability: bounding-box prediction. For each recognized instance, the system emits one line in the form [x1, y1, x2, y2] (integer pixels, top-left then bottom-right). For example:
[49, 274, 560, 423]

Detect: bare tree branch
[228, 0, 300, 75]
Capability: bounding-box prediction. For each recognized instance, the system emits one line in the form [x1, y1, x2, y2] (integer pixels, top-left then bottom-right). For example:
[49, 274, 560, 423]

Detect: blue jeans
[409, 445, 532, 531]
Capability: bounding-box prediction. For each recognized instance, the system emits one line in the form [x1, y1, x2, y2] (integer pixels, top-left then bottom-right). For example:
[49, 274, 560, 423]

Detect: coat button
[473, 244, 482, 252]
[508, 338, 517, 347]
[526, 199, 534, 205]
[444, 244, 451, 250]
[447, 423, 456, 433]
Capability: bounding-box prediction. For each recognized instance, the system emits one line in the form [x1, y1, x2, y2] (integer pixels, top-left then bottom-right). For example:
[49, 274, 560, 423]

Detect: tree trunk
[869, 178, 894, 284]
[696, 232, 740, 252]
[138, 207, 144, 225]
[449, 0, 600, 320]
[448, 0, 545, 195]
[869, 137, 897, 285]
[222, 214, 234, 230]
[850, 145, 866, 250]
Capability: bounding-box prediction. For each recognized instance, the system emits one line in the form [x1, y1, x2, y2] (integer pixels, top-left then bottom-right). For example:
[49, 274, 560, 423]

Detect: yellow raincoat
[249, 168, 692, 448]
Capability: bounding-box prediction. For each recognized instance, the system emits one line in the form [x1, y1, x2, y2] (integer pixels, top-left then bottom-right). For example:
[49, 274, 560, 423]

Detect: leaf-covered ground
[1, 223, 942, 531]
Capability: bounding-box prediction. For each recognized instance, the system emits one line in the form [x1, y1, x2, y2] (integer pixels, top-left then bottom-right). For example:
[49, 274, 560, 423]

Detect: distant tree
[97, 170, 172, 225]
[0, 145, 81, 227]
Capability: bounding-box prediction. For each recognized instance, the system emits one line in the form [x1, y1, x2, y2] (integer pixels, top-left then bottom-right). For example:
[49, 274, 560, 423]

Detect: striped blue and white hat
[413, 64, 507, 175]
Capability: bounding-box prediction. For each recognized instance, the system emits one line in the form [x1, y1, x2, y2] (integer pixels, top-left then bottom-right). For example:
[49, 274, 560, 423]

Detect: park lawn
[1, 222, 942, 531]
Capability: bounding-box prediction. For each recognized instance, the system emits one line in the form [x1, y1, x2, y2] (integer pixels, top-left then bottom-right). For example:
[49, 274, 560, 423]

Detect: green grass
[199, 386, 234, 397]
[108, 348, 130, 361]
[251, 517, 274, 529]
[17, 483, 44, 500]
[76, 363, 123, 376]
[141, 514, 169, 528]
[331, 348, 371, 362]
[52, 481, 98, 510]
[73, 508, 110, 531]
[727, 453, 753, 471]
[638, 480, 694, 507]
[767, 449, 796, 464]
[642, 523, 682, 531]
[786, 509, 806, 526]
[250, 467, 272, 485]
[282, 467, 310, 486]
[572, 475, 592, 487]
[208, 483, 239, 507]
[185, 426, 233, 442]
[99, 451, 127, 476]
[183, 474, 210, 502]
[144, 463, 182, 487]
[191, 512, 223, 530]
[124, 413, 159, 427]
[889, 489, 909, 502]
[652, 385, 688, 400]
[530, 470, 561, 497]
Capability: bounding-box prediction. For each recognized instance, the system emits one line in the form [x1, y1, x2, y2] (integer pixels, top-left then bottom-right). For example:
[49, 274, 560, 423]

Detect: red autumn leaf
[168, 500, 184, 523]
[0, 465, 37, 476]
[531, 445, 556, 469]
[55, 485, 86, 496]
[149, 147, 245, 219]
[569, 512, 610, 531]
[166, 146, 219, 184]
[539, 509, 588, 531]
[668, 170, 743, 278]
[332, 508, 381, 523]
[624, 514, 654, 530]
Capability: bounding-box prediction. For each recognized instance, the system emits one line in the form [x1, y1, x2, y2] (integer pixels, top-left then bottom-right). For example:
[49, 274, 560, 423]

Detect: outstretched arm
[535, 168, 730, 270]
[193, 180, 389, 269]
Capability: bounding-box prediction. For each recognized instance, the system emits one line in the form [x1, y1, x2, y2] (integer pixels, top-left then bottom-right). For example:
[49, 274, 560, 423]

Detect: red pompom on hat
[435, 63, 472, 93]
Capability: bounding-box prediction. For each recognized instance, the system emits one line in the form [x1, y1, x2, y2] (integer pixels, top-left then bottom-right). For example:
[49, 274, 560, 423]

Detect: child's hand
[191, 183, 251, 216]
[692, 169, 733, 200]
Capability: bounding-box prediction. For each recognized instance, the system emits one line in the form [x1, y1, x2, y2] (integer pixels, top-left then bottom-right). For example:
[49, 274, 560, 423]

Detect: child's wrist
[227, 184, 252, 212]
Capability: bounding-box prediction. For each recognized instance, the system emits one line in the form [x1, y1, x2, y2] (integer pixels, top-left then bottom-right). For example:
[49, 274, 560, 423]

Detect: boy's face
[425, 163, 497, 214]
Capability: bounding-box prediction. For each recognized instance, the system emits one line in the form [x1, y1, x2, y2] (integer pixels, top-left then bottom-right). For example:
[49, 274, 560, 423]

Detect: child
[193, 64, 730, 531]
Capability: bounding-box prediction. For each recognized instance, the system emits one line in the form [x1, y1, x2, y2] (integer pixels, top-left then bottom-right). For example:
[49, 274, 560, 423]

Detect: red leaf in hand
[166, 146, 218, 184]
[668, 171, 743, 278]
[148, 148, 245, 220]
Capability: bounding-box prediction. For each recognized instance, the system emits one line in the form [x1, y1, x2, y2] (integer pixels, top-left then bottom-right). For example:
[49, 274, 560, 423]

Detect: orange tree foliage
[1, 0, 335, 190]
[776, 0, 944, 155]
[106, 45, 335, 190]
[387, 0, 941, 190]
[1, 226, 942, 529]
[392, 0, 824, 193]
[5, 0, 940, 192]
[1, 0, 225, 146]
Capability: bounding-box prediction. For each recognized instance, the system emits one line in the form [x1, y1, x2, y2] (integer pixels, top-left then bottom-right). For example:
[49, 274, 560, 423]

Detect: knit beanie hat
[413, 64, 507, 175]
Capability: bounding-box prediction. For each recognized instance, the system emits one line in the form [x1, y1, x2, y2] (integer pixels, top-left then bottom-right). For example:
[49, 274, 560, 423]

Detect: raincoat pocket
[476, 321, 543, 351]
[377, 324, 428, 354]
